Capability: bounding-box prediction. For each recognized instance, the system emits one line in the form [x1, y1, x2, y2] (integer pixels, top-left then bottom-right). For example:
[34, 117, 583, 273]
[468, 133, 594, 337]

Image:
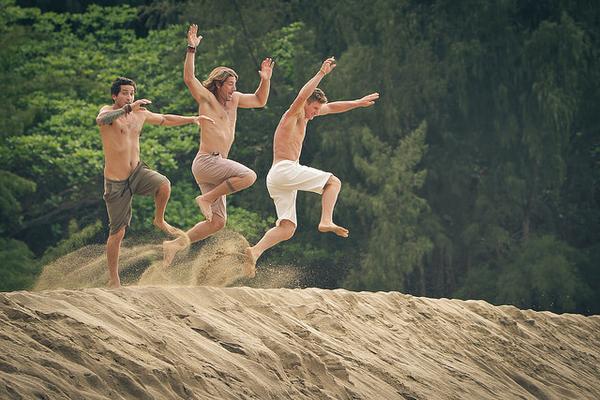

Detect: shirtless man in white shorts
[245, 57, 379, 276]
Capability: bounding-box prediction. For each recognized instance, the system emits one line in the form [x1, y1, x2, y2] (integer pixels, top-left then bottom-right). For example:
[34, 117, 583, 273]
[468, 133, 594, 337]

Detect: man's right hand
[130, 99, 152, 112]
[188, 24, 203, 48]
[319, 57, 336, 75]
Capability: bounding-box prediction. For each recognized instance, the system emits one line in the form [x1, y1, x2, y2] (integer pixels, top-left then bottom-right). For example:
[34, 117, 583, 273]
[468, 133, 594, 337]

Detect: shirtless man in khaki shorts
[162, 24, 274, 268]
[245, 57, 379, 276]
[97, 77, 212, 288]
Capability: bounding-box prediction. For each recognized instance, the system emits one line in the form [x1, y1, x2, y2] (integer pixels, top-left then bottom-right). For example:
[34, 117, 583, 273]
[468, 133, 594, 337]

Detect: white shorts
[266, 160, 332, 226]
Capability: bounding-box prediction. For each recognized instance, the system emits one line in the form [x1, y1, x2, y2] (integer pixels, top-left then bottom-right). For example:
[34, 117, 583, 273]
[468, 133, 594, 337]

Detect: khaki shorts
[266, 160, 332, 226]
[191, 152, 253, 220]
[103, 162, 169, 235]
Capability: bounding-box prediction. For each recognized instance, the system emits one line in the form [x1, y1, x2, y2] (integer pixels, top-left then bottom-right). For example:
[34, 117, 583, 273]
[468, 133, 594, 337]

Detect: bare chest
[293, 119, 308, 144]
[113, 114, 144, 134]
[101, 116, 142, 149]
[274, 119, 306, 150]
[213, 104, 237, 132]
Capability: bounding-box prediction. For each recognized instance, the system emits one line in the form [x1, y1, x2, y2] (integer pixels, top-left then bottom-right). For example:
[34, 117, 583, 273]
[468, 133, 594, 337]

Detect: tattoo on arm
[97, 107, 129, 125]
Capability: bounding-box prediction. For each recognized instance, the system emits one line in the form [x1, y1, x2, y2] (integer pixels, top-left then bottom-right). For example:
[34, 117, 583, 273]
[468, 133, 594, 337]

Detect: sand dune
[1, 284, 599, 399]
[8, 231, 600, 398]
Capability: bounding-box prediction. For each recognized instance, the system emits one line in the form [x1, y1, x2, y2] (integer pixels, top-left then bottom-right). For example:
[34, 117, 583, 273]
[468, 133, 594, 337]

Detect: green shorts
[103, 162, 169, 235]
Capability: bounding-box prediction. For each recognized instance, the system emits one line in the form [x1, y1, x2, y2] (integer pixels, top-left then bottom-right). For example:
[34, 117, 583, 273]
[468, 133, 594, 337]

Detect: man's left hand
[358, 92, 380, 107]
[259, 57, 275, 80]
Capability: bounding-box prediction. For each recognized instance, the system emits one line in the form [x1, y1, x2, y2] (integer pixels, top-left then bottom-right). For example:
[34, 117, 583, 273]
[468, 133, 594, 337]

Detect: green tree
[0, 171, 36, 234]
[342, 124, 431, 291]
[497, 236, 581, 312]
[0, 0, 598, 314]
[0, 238, 38, 291]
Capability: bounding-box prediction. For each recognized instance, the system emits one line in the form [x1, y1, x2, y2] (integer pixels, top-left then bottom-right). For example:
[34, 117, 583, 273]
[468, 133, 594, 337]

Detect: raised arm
[145, 112, 215, 127]
[184, 24, 212, 104]
[319, 92, 380, 116]
[96, 99, 151, 125]
[237, 57, 274, 108]
[288, 57, 336, 115]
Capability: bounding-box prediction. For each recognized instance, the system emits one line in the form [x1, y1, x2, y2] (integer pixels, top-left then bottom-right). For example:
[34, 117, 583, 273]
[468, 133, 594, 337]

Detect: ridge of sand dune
[1, 286, 599, 399]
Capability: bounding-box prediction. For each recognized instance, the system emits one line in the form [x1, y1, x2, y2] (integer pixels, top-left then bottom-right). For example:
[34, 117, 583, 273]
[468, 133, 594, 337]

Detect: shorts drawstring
[119, 162, 145, 197]
[119, 177, 133, 198]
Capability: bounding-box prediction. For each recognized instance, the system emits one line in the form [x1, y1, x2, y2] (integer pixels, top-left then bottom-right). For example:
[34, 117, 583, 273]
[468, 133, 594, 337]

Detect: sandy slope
[1, 285, 599, 400]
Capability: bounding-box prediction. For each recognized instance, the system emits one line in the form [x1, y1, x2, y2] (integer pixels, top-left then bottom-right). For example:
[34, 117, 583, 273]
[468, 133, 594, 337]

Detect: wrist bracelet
[187, 45, 196, 53]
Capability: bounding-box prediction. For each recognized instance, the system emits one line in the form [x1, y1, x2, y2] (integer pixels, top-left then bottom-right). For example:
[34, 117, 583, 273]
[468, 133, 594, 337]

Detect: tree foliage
[0, 0, 598, 315]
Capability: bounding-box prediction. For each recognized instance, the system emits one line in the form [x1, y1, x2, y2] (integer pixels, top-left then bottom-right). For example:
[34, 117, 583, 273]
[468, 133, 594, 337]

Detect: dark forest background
[1, 0, 598, 315]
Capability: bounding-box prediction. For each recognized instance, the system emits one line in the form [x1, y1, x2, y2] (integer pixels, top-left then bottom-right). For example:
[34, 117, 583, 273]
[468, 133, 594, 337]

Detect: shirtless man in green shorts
[97, 76, 213, 288]
[162, 24, 274, 268]
[244, 57, 379, 276]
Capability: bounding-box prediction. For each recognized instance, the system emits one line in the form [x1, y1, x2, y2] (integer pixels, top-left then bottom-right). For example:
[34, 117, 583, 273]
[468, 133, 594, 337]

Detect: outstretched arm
[96, 99, 152, 125]
[145, 112, 215, 127]
[237, 57, 274, 108]
[319, 92, 380, 116]
[288, 57, 336, 115]
[184, 24, 211, 104]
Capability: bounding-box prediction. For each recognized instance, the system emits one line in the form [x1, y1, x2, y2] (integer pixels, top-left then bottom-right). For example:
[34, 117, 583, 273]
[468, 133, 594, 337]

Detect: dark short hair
[110, 77, 137, 97]
[308, 88, 327, 104]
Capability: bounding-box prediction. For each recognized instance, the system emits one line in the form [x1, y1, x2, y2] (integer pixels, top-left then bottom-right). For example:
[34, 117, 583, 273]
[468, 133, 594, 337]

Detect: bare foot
[163, 236, 189, 267]
[318, 223, 349, 237]
[195, 195, 213, 222]
[107, 280, 121, 289]
[153, 219, 183, 236]
[243, 247, 257, 278]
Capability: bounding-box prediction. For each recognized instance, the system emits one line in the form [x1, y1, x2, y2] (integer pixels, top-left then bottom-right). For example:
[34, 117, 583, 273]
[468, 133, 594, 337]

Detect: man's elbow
[183, 71, 197, 85]
[257, 95, 268, 108]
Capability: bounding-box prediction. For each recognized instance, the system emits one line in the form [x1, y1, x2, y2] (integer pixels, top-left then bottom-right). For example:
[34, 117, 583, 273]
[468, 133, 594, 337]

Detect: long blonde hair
[202, 67, 238, 97]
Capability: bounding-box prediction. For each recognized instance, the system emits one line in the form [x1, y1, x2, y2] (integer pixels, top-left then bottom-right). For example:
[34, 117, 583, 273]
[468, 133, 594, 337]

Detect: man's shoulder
[275, 112, 302, 134]
[282, 109, 303, 122]
[231, 91, 243, 108]
[199, 92, 222, 109]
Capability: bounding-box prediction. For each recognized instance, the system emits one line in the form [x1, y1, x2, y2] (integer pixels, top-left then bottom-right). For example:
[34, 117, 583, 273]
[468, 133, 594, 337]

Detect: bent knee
[279, 220, 296, 240]
[210, 216, 227, 231]
[326, 175, 341, 188]
[244, 170, 257, 186]
[157, 180, 171, 194]
[283, 229, 295, 241]
[109, 226, 126, 240]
